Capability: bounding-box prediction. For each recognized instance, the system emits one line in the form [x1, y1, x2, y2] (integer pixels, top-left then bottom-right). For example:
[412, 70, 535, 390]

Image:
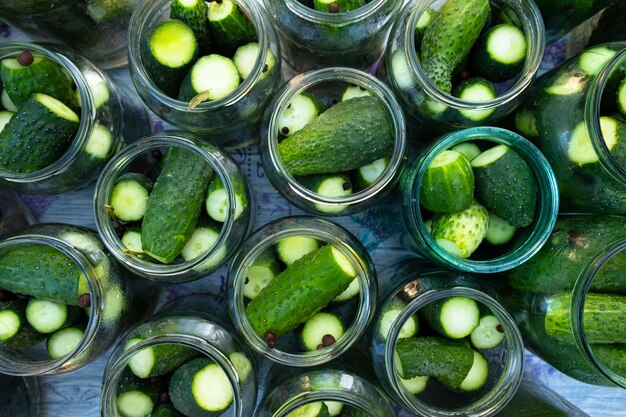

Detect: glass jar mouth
[93, 133, 237, 281]
[407, 126, 559, 273]
[283, 0, 393, 25]
[0, 42, 96, 182]
[128, 0, 274, 113]
[384, 287, 524, 417]
[101, 333, 244, 417]
[272, 390, 379, 417]
[0, 235, 100, 376]
[264, 67, 407, 210]
[227, 216, 376, 366]
[586, 47, 626, 182]
[404, 0, 545, 110]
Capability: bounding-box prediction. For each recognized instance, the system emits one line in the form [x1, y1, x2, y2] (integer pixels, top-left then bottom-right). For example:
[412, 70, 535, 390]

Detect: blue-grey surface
[1, 19, 625, 417]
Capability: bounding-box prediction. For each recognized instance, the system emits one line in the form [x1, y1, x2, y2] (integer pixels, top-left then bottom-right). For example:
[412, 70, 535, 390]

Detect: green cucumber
[415, 7, 436, 37]
[208, 0, 257, 56]
[470, 23, 527, 82]
[297, 173, 353, 214]
[82, 122, 114, 162]
[470, 314, 505, 349]
[169, 357, 234, 415]
[125, 338, 200, 378]
[25, 299, 80, 334]
[1, 89, 17, 112]
[47, 325, 85, 359]
[0, 53, 74, 107]
[170, 0, 211, 54]
[430, 200, 489, 258]
[579, 46, 617, 77]
[180, 221, 228, 270]
[378, 299, 418, 340]
[421, 296, 480, 339]
[204, 175, 248, 223]
[567, 116, 621, 166]
[471, 144, 537, 228]
[451, 142, 481, 162]
[514, 108, 539, 138]
[152, 404, 184, 417]
[314, 0, 365, 13]
[300, 311, 345, 351]
[0, 92, 79, 173]
[277, 93, 322, 137]
[0, 111, 14, 132]
[143, 19, 198, 97]
[228, 351, 253, 382]
[351, 157, 389, 190]
[121, 228, 144, 255]
[109, 173, 154, 222]
[395, 336, 474, 389]
[485, 211, 517, 245]
[400, 375, 429, 395]
[545, 292, 626, 344]
[116, 368, 160, 417]
[389, 50, 413, 91]
[592, 344, 626, 378]
[287, 402, 331, 417]
[279, 96, 393, 176]
[275, 236, 319, 266]
[233, 42, 276, 81]
[178, 54, 240, 102]
[420, 150, 474, 213]
[245, 244, 356, 339]
[141, 147, 214, 264]
[452, 77, 497, 121]
[0, 245, 88, 306]
[459, 350, 489, 392]
[340, 85, 372, 101]
[244, 249, 282, 300]
[617, 77, 626, 120]
[420, 0, 491, 93]
[0, 299, 45, 349]
[333, 277, 359, 303]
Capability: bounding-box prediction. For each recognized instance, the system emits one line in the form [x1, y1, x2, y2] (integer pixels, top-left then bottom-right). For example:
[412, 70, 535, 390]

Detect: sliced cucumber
[579, 46, 617, 77]
[420, 150, 474, 213]
[485, 211, 517, 245]
[351, 157, 389, 190]
[297, 173, 353, 214]
[453, 77, 497, 121]
[233, 42, 276, 81]
[181, 222, 228, 270]
[276, 236, 319, 266]
[125, 338, 200, 378]
[379, 300, 418, 340]
[333, 278, 359, 303]
[400, 375, 430, 395]
[567, 116, 619, 166]
[25, 299, 79, 334]
[84, 122, 113, 160]
[415, 7, 436, 36]
[244, 249, 282, 300]
[116, 368, 159, 417]
[340, 85, 372, 101]
[75, 80, 110, 109]
[178, 54, 240, 103]
[459, 350, 489, 391]
[618, 77, 626, 119]
[430, 200, 489, 258]
[0, 299, 44, 349]
[204, 176, 247, 222]
[277, 93, 321, 137]
[451, 142, 481, 162]
[228, 351, 253, 382]
[300, 311, 345, 351]
[324, 402, 343, 416]
[0, 111, 14, 132]
[170, 0, 211, 53]
[470, 315, 505, 349]
[287, 402, 331, 417]
[422, 296, 480, 339]
[208, 0, 257, 56]
[471, 23, 527, 82]
[121, 228, 144, 254]
[47, 325, 84, 359]
[390, 50, 413, 91]
[1, 89, 17, 112]
[514, 108, 539, 138]
[109, 173, 154, 222]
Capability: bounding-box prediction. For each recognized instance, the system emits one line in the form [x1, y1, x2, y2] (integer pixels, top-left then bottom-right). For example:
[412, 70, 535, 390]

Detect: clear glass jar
[0, 223, 155, 375]
[262, 0, 402, 73]
[94, 131, 252, 283]
[0, 374, 39, 417]
[400, 126, 559, 274]
[370, 257, 524, 417]
[513, 42, 626, 214]
[535, 0, 615, 45]
[227, 216, 377, 366]
[0, 188, 35, 236]
[260, 67, 407, 216]
[255, 362, 396, 417]
[100, 294, 257, 417]
[0, 0, 137, 69]
[382, 0, 545, 132]
[128, 0, 281, 148]
[502, 215, 626, 388]
[0, 42, 150, 195]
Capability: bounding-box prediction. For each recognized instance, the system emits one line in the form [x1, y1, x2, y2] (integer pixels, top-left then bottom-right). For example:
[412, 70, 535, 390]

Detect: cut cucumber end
[181, 226, 220, 262]
[430, 150, 463, 168]
[439, 296, 480, 339]
[301, 311, 345, 351]
[85, 123, 113, 159]
[192, 363, 234, 412]
[35, 93, 79, 122]
[567, 117, 618, 165]
[276, 236, 319, 265]
[485, 212, 517, 245]
[470, 144, 509, 167]
[434, 238, 464, 257]
[459, 350, 489, 391]
[149, 20, 198, 68]
[325, 401, 343, 416]
[116, 391, 155, 417]
[579, 47, 617, 76]
[485, 24, 526, 65]
[330, 246, 356, 277]
[470, 315, 505, 349]
[125, 338, 155, 378]
[228, 351, 252, 382]
[401, 375, 429, 395]
[277, 93, 320, 137]
[244, 265, 276, 299]
[379, 309, 417, 340]
[0, 111, 14, 132]
[0, 310, 21, 341]
[47, 327, 84, 359]
[110, 180, 151, 222]
[1, 89, 17, 112]
[206, 188, 244, 222]
[451, 143, 481, 162]
[333, 277, 360, 302]
[25, 299, 67, 334]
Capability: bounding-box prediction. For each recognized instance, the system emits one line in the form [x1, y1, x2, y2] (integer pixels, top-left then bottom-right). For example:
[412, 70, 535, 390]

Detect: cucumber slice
[579, 46, 617, 77]
[351, 157, 389, 190]
[379, 303, 418, 340]
[276, 236, 319, 266]
[514, 108, 539, 138]
[75, 80, 110, 109]
[116, 392, 155, 417]
[228, 351, 253, 382]
[233, 42, 276, 81]
[390, 50, 413, 91]
[420, 150, 474, 213]
[109, 173, 153, 222]
[422, 296, 480, 339]
[244, 249, 282, 300]
[204, 176, 247, 222]
[297, 173, 353, 214]
[451, 142, 481, 162]
[470, 315, 505, 349]
[1, 89, 17, 112]
[208, 0, 257, 56]
[471, 23, 527, 82]
[459, 350, 489, 391]
[545, 71, 586, 96]
[25, 299, 78, 334]
[430, 200, 489, 258]
[180, 222, 221, 262]
[324, 402, 343, 416]
[453, 77, 497, 121]
[170, 0, 211, 53]
[178, 54, 241, 102]
[85, 122, 113, 159]
[121, 228, 144, 254]
[0, 300, 44, 348]
[0, 111, 14, 132]
[485, 211, 517, 245]
[287, 402, 331, 417]
[300, 311, 345, 351]
[47, 326, 84, 359]
[59, 230, 103, 256]
[400, 375, 429, 395]
[277, 93, 321, 137]
[0, 309, 22, 341]
[415, 7, 436, 36]
[125, 338, 200, 378]
[333, 278, 359, 302]
[618, 77, 626, 119]
[340, 85, 372, 101]
[567, 116, 619, 166]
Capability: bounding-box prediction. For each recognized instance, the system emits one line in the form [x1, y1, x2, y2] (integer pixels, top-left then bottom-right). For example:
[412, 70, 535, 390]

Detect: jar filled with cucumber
[382, 0, 544, 131]
[0, 188, 35, 236]
[94, 132, 252, 283]
[0, 224, 155, 375]
[260, 67, 406, 216]
[0, 42, 149, 194]
[227, 216, 376, 366]
[101, 295, 257, 417]
[128, 0, 281, 147]
[262, 0, 402, 73]
[370, 258, 524, 417]
[501, 215, 626, 388]
[512, 43, 626, 214]
[401, 126, 559, 273]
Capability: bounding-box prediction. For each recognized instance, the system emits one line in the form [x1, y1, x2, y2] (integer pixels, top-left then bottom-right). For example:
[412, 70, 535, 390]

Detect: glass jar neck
[0, 235, 102, 375]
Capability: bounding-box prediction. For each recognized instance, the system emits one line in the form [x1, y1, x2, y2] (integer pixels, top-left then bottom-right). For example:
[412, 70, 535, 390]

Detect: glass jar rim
[0, 42, 98, 182]
[227, 215, 376, 366]
[264, 67, 407, 209]
[282, 0, 396, 25]
[406, 126, 559, 273]
[0, 233, 101, 375]
[271, 388, 381, 417]
[384, 286, 524, 417]
[128, 0, 275, 112]
[403, 0, 545, 110]
[93, 132, 237, 280]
